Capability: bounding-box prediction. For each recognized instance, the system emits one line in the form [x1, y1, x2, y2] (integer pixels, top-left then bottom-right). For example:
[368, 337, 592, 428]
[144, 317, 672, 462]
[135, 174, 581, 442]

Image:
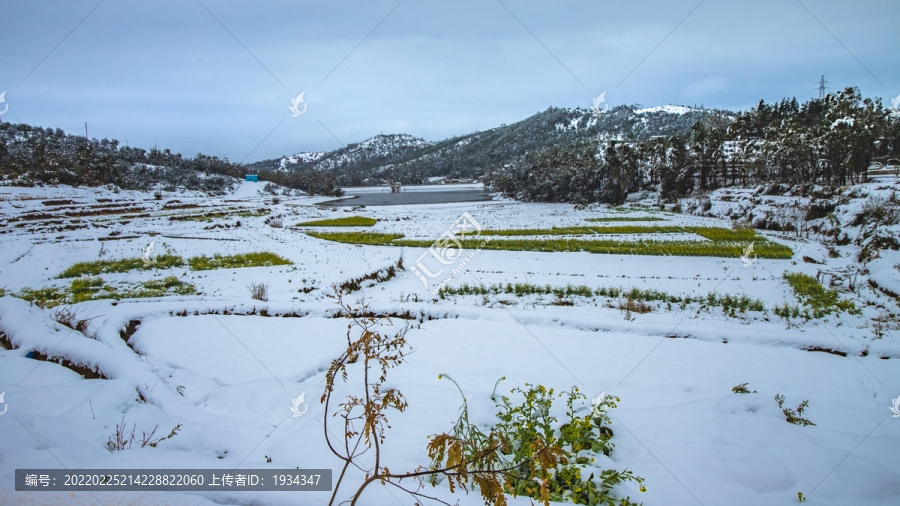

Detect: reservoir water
[319, 184, 494, 207]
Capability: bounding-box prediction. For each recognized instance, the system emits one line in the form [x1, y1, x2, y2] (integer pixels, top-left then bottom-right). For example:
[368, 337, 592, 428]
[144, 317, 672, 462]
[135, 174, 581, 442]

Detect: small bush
[106, 416, 182, 452]
[488, 384, 646, 505]
[731, 219, 754, 230]
[851, 196, 899, 227]
[618, 298, 652, 314]
[53, 306, 79, 329]
[732, 383, 757, 394]
[249, 282, 268, 301]
[775, 394, 815, 426]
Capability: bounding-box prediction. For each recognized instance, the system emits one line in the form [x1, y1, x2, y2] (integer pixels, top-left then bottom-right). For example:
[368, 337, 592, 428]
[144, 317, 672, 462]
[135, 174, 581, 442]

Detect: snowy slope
[0, 181, 899, 506]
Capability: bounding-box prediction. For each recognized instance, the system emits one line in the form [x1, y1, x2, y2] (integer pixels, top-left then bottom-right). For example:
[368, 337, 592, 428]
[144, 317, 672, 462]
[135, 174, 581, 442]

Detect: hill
[248, 105, 726, 186]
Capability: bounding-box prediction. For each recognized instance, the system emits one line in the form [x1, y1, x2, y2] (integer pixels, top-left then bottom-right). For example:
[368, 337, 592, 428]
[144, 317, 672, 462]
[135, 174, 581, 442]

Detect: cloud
[683, 77, 728, 98]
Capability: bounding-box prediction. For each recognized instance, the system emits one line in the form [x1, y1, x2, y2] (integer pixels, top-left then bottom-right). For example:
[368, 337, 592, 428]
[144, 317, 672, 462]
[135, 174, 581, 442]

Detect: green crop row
[188, 252, 292, 271]
[584, 217, 666, 222]
[59, 254, 186, 278]
[58, 251, 292, 278]
[306, 231, 402, 245]
[437, 282, 765, 313]
[296, 216, 377, 227]
[307, 229, 793, 260]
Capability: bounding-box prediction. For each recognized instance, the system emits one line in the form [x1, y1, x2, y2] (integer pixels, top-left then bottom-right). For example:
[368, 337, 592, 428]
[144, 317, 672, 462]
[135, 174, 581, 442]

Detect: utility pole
[818, 75, 827, 99]
[84, 122, 88, 139]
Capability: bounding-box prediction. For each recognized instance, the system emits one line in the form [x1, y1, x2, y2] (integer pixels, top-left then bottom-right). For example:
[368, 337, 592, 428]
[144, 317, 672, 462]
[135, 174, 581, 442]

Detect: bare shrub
[106, 416, 181, 452]
[731, 219, 754, 230]
[249, 282, 268, 301]
[618, 298, 653, 314]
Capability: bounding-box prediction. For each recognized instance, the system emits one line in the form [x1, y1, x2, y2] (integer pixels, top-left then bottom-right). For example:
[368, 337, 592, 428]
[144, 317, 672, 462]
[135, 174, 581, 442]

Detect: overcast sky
[2, 0, 898, 163]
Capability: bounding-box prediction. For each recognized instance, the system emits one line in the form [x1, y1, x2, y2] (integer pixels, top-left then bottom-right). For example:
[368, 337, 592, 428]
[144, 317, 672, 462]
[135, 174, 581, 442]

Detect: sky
[1, 0, 898, 163]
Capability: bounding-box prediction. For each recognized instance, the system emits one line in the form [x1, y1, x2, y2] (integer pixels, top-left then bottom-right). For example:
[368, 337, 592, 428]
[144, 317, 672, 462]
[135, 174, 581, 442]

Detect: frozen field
[0, 181, 898, 505]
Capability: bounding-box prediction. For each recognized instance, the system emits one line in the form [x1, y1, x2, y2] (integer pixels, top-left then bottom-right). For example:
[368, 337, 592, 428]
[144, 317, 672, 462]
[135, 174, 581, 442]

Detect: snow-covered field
[1, 180, 899, 505]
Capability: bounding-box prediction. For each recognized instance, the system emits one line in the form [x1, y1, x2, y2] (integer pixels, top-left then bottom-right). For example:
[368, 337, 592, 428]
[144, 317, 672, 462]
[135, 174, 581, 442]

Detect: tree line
[0, 122, 342, 195]
[493, 88, 900, 204]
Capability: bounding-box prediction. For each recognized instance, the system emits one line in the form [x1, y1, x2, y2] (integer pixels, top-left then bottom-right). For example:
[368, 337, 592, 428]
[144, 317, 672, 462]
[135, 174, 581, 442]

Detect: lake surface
[319, 184, 495, 207]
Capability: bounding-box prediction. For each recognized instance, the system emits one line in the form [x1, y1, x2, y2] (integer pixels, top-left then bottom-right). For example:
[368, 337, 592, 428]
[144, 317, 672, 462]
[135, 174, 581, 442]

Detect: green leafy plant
[489, 384, 645, 505]
[322, 292, 544, 506]
[775, 394, 816, 426]
[731, 383, 757, 394]
[320, 293, 645, 506]
[782, 272, 858, 318]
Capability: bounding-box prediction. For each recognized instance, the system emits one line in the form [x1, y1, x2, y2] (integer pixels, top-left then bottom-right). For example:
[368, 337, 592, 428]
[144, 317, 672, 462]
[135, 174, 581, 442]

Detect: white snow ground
[0, 180, 899, 505]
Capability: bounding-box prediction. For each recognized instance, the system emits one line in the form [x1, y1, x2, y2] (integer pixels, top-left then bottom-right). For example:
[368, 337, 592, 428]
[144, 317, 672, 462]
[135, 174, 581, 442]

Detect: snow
[634, 105, 695, 115]
[278, 152, 326, 168]
[832, 117, 855, 128]
[1, 180, 899, 505]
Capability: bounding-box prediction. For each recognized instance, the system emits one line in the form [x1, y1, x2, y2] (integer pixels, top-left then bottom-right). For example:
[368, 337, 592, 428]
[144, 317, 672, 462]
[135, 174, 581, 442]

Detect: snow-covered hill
[248, 105, 725, 186]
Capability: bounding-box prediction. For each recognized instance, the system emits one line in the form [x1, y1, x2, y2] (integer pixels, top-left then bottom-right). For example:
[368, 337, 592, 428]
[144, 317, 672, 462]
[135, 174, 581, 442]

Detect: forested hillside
[0, 122, 343, 196]
[494, 88, 900, 205]
[251, 104, 726, 186]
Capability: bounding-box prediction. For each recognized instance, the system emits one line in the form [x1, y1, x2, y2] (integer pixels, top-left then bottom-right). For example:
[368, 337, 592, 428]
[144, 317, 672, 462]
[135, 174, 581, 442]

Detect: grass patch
[188, 251, 292, 271]
[438, 282, 765, 314]
[297, 216, 377, 227]
[17, 285, 70, 308]
[17, 276, 196, 308]
[135, 276, 197, 296]
[585, 217, 666, 222]
[169, 209, 266, 222]
[307, 231, 403, 245]
[58, 255, 185, 278]
[781, 272, 858, 319]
